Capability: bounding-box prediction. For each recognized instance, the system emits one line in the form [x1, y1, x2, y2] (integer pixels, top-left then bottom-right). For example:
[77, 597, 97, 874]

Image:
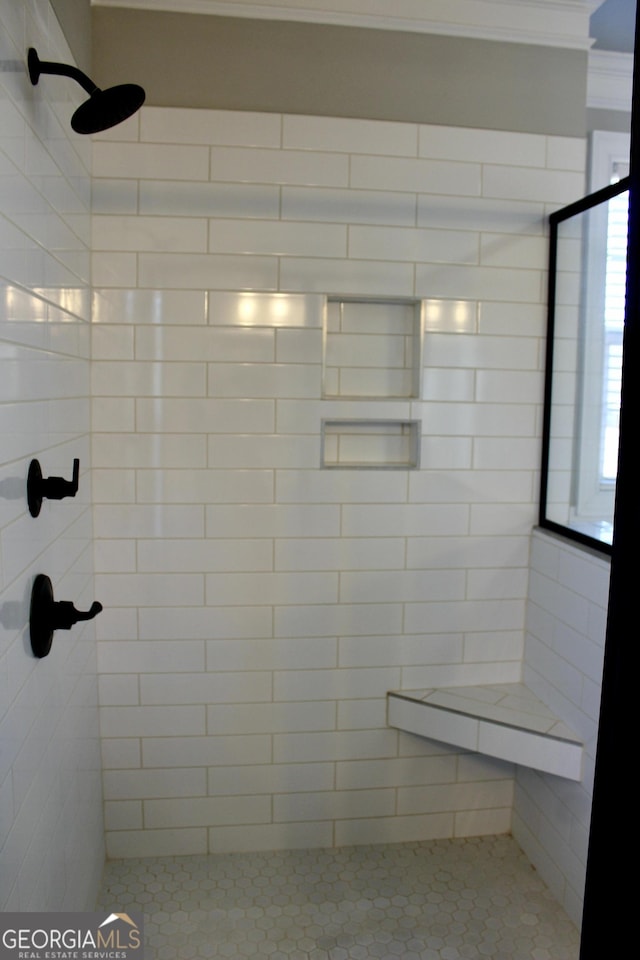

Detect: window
[540, 135, 629, 553]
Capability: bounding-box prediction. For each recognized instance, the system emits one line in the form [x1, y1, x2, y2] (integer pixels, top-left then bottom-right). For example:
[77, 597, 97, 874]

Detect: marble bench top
[387, 682, 583, 781]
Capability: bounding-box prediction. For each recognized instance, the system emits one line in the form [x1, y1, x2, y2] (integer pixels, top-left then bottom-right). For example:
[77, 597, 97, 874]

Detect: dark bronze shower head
[27, 47, 145, 134]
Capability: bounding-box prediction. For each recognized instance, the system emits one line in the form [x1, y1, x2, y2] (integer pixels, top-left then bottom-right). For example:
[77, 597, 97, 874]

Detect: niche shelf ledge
[387, 683, 583, 781]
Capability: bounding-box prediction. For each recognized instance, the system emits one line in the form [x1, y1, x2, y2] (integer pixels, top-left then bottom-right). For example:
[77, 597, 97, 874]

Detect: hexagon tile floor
[96, 835, 580, 959]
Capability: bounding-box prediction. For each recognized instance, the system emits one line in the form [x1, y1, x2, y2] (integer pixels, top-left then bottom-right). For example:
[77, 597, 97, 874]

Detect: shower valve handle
[28, 458, 79, 516]
[30, 574, 103, 658]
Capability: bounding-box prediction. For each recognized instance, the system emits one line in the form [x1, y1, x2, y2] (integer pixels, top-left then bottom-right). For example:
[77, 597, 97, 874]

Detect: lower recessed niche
[321, 419, 420, 469]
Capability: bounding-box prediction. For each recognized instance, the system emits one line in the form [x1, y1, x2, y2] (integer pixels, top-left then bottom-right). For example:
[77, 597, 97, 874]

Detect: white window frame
[571, 131, 629, 528]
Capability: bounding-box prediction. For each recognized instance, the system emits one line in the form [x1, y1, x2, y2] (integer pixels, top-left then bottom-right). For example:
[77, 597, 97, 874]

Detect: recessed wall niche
[323, 297, 424, 399]
[321, 420, 421, 470]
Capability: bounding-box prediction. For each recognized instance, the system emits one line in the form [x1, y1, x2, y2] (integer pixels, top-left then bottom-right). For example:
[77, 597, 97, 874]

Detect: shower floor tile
[97, 835, 579, 959]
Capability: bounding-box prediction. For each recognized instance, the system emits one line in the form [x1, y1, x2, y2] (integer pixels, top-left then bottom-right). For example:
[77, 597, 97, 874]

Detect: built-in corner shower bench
[387, 683, 584, 781]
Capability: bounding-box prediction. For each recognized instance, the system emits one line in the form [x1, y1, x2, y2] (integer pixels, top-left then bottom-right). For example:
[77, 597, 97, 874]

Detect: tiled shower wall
[0, 0, 103, 909]
[515, 529, 610, 926]
[91, 106, 586, 858]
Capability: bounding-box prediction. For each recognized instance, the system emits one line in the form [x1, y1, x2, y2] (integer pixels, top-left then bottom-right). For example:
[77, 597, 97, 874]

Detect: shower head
[27, 47, 145, 134]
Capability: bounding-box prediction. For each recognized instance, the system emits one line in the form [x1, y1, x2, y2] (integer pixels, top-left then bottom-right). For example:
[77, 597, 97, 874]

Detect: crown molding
[91, 0, 598, 49]
[588, 49, 633, 111]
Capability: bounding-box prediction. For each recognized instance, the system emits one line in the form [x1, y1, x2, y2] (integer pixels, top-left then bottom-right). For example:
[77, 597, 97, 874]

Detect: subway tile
[94, 573, 204, 607]
[340, 570, 465, 604]
[92, 289, 208, 325]
[209, 146, 349, 186]
[283, 115, 418, 155]
[139, 180, 280, 219]
[205, 504, 340, 538]
[418, 126, 546, 166]
[273, 788, 395, 822]
[101, 739, 141, 770]
[403, 599, 525, 635]
[91, 252, 137, 289]
[103, 768, 207, 800]
[91, 324, 134, 361]
[98, 675, 139, 706]
[206, 571, 337, 606]
[275, 328, 323, 362]
[275, 469, 408, 503]
[100, 705, 206, 738]
[482, 165, 585, 204]
[208, 219, 346, 257]
[273, 668, 400, 702]
[105, 828, 207, 859]
[350, 155, 481, 195]
[274, 537, 406, 571]
[408, 469, 534, 504]
[135, 398, 275, 433]
[94, 215, 207, 253]
[546, 136, 586, 172]
[275, 603, 403, 639]
[480, 233, 547, 270]
[206, 637, 338, 671]
[478, 301, 545, 336]
[141, 672, 271, 705]
[338, 634, 463, 668]
[425, 333, 539, 370]
[272, 730, 398, 763]
[144, 795, 270, 829]
[416, 264, 542, 302]
[140, 605, 273, 641]
[279, 257, 414, 297]
[97, 640, 205, 675]
[207, 363, 321, 399]
[91, 179, 138, 214]
[137, 538, 273, 573]
[206, 763, 335, 796]
[208, 291, 324, 328]
[281, 186, 416, 226]
[141, 107, 281, 146]
[418, 194, 544, 234]
[209, 822, 333, 853]
[93, 361, 207, 397]
[208, 435, 319, 469]
[104, 800, 142, 831]
[206, 701, 336, 735]
[142, 735, 272, 768]
[93, 141, 210, 180]
[397, 780, 514, 815]
[334, 812, 453, 847]
[135, 325, 274, 362]
[337, 698, 387, 730]
[336, 755, 457, 790]
[349, 225, 478, 264]
[136, 469, 274, 504]
[93, 505, 204, 539]
[138, 252, 278, 290]
[92, 433, 207, 469]
[94, 537, 136, 575]
[341, 504, 470, 537]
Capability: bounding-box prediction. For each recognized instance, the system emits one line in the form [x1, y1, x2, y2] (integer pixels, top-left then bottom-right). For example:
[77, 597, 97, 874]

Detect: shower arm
[28, 48, 99, 96]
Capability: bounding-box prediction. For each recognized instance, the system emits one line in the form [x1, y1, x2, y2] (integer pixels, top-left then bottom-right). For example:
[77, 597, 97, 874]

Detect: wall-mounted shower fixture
[30, 574, 103, 658]
[28, 458, 79, 517]
[27, 48, 145, 134]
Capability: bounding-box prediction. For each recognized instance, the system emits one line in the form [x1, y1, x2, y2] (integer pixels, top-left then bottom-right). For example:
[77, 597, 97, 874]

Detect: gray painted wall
[91, 8, 588, 136]
[51, 0, 91, 73]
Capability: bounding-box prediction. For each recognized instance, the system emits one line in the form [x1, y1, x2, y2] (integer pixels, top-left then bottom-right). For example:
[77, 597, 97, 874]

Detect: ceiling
[591, 0, 636, 52]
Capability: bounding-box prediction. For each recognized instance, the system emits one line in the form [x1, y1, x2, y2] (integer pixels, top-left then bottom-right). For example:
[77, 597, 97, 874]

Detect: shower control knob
[27, 458, 80, 517]
[29, 574, 103, 658]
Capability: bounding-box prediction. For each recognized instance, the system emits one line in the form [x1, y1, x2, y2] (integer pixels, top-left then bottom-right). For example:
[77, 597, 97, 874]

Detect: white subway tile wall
[0, 0, 103, 910]
[91, 105, 586, 860]
[515, 529, 609, 927]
